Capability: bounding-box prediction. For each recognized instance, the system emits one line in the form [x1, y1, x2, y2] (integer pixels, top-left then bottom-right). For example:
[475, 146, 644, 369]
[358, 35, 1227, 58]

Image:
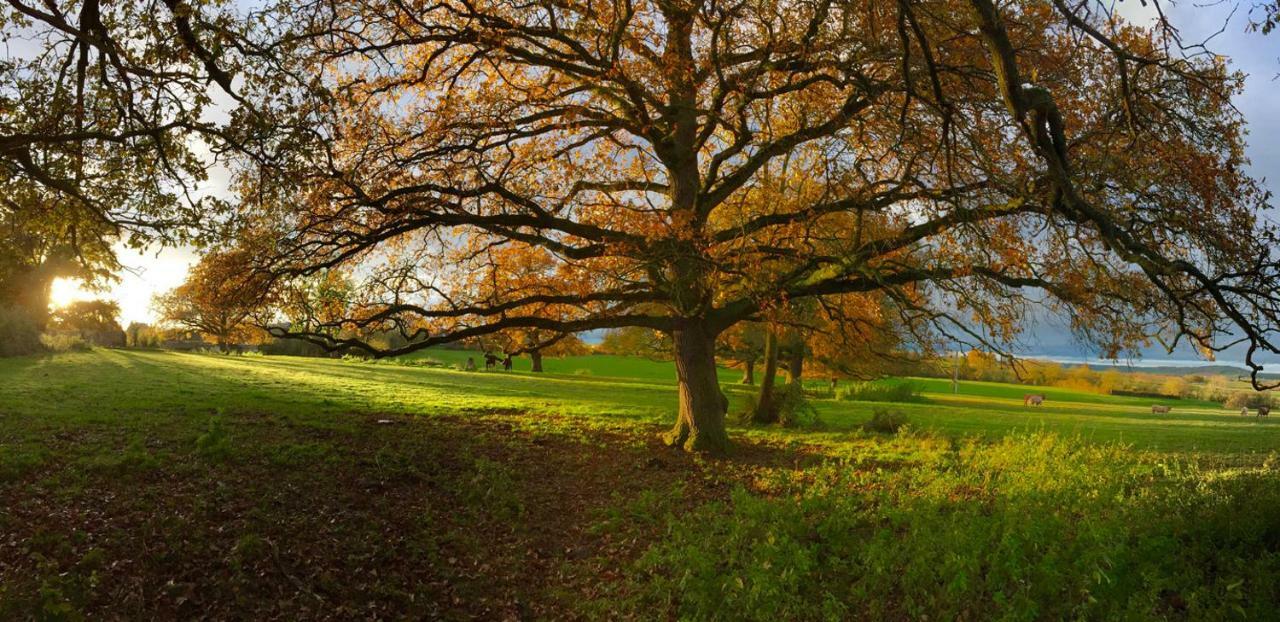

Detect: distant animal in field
[1023, 394, 1044, 407]
[502, 355, 513, 371]
[1151, 405, 1171, 414]
[1242, 407, 1251, 417]
[483, 353, 500, 369]
[1259, 406, 1271, 418]
[464, 357, 477, 371]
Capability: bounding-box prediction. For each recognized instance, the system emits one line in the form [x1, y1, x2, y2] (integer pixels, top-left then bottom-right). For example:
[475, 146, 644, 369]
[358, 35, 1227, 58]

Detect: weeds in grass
[463, 456, 524, 520]
[195, 416, 233, 461]
[78, 438, 161, 474]
[266, 442, 331, 467]
[611, 434, 1280, 621]
[593, 485, 687, 535]
[0, 447, 48, 482]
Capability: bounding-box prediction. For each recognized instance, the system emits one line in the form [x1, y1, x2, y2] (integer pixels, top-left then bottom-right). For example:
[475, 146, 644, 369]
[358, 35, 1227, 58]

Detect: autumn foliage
[197, 0, 1280, 451]
[155, 249, 273, 351]
[6, 0, 1271, 451]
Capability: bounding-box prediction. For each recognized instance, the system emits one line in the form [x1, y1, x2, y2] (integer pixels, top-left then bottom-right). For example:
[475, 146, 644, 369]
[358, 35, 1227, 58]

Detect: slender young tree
[231, 0, 1280, 452]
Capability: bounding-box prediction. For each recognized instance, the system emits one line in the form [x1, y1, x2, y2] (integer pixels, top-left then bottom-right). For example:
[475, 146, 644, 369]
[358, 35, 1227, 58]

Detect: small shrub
[736, 383, 821, 428]
[40, 332, 91, 353]
[1224, 392, 1273, 410]
[862, 407, 908, 434]
[837, 381, 922, 403]
[776, 383, 820, 428]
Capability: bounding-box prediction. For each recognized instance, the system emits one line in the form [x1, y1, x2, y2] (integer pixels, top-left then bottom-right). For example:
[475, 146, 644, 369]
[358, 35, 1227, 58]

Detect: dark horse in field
[483, 353, 501, 370]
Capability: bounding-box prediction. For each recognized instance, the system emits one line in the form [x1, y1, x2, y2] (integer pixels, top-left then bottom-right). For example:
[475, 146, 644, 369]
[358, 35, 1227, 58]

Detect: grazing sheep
[1023, 394, 1045, 407]
[1151, 405, 1171, 414]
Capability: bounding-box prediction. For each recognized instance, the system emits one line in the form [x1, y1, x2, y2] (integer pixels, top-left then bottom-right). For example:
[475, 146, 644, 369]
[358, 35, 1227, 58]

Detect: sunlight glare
[48, 277, 92, 309]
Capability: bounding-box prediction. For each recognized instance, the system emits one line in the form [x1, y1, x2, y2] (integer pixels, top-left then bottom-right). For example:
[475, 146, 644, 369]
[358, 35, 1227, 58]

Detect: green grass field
[3, 349, 1280, 619]
[394, 348, 1272, 455]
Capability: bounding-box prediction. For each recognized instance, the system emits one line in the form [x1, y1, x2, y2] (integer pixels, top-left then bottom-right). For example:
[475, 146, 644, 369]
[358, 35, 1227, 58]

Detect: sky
[46, 2, 1280, 346]
[49, 245, 199, 327]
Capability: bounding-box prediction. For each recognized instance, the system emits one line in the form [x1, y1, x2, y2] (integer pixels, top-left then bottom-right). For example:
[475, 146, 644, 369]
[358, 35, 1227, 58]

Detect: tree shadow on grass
[0, 353, 832, 619]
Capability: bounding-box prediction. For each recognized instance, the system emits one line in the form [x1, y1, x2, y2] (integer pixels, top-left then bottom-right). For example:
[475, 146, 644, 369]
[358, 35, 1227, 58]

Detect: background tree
[0, 0, 260, 344]
[50, 298, 123, 345]
[124, 322, 162, 348]
[233, 0, 1280, 452]
[277, 270, 356, 340]
[0, 182, 117, 329]
[457, 243, 594, 371]
[597, 327, 673, 360]
[720, 323, 768, 385]
[155, 249, 272, 352]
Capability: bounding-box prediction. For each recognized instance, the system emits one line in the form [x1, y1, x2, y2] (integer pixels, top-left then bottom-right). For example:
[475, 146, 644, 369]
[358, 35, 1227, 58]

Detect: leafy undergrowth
[3, 355, 1280, 619]
[598, 434, 1280, 620]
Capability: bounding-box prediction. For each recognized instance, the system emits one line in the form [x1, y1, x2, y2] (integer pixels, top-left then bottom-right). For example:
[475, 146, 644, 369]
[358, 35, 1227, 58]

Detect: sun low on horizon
[48, 276, 93, 310]
[46, 245, 197, 326]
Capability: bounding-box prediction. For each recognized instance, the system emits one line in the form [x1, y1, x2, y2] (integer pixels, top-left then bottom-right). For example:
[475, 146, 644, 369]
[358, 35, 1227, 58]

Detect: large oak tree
[210, 0, 1280, 452]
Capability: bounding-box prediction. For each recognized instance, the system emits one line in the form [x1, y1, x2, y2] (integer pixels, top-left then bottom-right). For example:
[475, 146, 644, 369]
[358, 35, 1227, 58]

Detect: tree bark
[752, 329, 780, 424]
[530, 349, 543, 372]
[663, 321, 730, 453]
[786, 346, 804, 385]
[11, 263, 61, 331]
[740, 359, 755, 385]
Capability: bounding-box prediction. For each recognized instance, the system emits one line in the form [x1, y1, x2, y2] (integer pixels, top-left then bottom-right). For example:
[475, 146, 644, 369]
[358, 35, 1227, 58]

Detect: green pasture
[4, 349, 1276, 456]
[4, 349, 1280, 619]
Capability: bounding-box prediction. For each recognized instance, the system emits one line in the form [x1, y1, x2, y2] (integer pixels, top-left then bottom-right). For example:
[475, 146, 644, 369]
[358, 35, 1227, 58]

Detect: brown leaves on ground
[0, 412, 811, 620]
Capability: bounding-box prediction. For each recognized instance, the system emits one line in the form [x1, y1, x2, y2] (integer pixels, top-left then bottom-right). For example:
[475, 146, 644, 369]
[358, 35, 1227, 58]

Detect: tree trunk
[740, 359, 755, 385]
[786, 346, 804, 385]
[663, 321, 730, 453]
[752, 330, 780, 424]
[530, 349, 543, 372]
[11, 263, 60, 331]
